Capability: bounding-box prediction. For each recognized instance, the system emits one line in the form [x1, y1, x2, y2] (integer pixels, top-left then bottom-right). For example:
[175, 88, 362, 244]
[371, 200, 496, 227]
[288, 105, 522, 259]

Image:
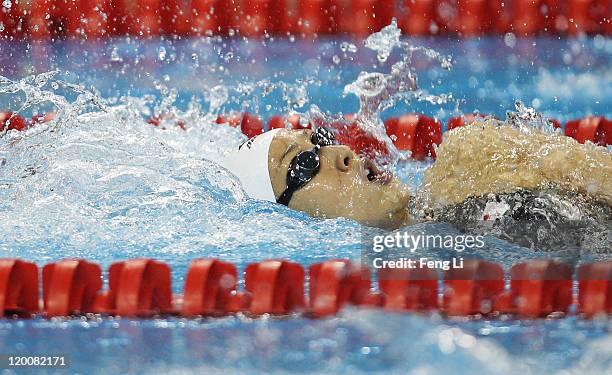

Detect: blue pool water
[0, 34, 611, 374]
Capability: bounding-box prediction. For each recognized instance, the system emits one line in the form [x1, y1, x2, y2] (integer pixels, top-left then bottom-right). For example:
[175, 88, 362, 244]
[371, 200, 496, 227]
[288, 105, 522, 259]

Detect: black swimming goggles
[277, 127, 336, 206]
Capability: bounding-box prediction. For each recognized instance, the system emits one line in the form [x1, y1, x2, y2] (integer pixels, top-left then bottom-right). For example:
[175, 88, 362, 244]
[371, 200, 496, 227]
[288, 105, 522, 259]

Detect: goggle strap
[277, 189, 294, 206]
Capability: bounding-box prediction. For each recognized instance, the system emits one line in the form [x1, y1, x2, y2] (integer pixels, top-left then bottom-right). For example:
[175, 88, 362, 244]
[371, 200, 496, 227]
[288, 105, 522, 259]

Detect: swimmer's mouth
[361, 157, 392, 185]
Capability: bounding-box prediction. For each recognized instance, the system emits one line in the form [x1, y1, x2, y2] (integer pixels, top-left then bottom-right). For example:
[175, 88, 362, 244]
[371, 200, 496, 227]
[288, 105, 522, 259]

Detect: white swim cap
[223, 128, 282, 202]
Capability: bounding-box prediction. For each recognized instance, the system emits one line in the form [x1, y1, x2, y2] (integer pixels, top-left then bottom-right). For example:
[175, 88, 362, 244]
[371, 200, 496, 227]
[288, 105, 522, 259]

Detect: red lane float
[29, 0, 108, 38]
[0, 112, 27, 132]
[215, 0, 240, 35]
[577, 261, 612, 316]
[240, 112, 264, 138]
[564, 116, 611, 146]
[502, 260, 573, 317]
[107, 0, 162, 36]
[348, 0, 378, 35]
[268, 0, 294, 35]
[216, 112, 264, 137]
[0, 0, 26, 38]
[166, 0, 225, 36]
[434, 0, 458, 34]
[401, 0, 437, 36]
[512, 0, 545, 36]
[379, 266, 438, 312]
[456, 0, 490, 36]
[567, 0, 607, 36]
[297, 0, 330, 36]
[3, 0, 611, 38]
[373, 0, 395, 32]
[267, 115, 287, 130]
[268, 114, 310, 130]
[238, 0, 269, 36]
[42, 259, 102, 317]
[308, 260, 373, 317]
[0, 259, 39, 317]
[191, 0, 218, 36]
[29, 0, 74, 39]
[160, 0, 191, 36]
[542, 0, 564, 33]
[384, 114, 442, 160]
[215, 112, 243, 127]
[245, 260, 305, 315]
[1, 258, 612, 318]
[443, 260, 505, 316]
[76, 0, 110, 38]
[491, 0, 513, 33]
[98, 259, 173, 316]
[182, 259, 238, 316]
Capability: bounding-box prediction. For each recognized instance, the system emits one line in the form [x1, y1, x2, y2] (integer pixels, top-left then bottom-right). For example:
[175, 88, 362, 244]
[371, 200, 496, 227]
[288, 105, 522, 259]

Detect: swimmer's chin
[355, 207, 415, 230]
[365, 183, 414, 229]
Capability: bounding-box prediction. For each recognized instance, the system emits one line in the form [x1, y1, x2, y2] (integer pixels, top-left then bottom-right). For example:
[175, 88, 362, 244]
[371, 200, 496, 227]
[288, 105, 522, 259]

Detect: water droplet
[340, 42, 357, 53]
[593, 34, 605, 49]
[191, 53, 199, 67]
[332, 55, 340, 64]
[209, 85, 228, 112]
[429, 21, 439, 34]
[292, 86, 308, 108]
[364, 19, 401, 63]
[2, 0, 12, 10]
[504, 33, 516, 48]
[158, 46, 166, 61]
[562, 52, 572, 65]
[110, 47, 122, 62]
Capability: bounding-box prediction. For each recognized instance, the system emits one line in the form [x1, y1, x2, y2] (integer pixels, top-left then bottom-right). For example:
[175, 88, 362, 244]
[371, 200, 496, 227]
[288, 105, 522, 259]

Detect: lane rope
[1, 258, 610, 318]
[0, 0, 609, 39]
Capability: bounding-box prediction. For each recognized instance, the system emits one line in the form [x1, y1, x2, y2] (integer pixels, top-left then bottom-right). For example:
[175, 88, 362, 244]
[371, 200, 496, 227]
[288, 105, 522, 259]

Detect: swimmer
[223, 120, 611, 250]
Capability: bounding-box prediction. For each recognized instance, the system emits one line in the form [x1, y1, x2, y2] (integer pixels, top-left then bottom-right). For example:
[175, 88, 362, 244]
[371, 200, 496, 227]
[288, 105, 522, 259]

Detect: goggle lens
[277, 127, 335, 206]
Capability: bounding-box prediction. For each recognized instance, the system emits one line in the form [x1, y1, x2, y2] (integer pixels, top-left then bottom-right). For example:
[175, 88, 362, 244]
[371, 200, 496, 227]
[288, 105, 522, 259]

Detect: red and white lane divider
[2, 110, 610, 161]
[0, 0, 609, 38]
[1, 258, 610, 318]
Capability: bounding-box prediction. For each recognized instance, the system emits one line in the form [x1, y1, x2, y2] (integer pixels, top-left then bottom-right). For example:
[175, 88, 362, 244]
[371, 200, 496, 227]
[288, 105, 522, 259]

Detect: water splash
[340, 20, 453, 150]
[506, 100, 560, 135]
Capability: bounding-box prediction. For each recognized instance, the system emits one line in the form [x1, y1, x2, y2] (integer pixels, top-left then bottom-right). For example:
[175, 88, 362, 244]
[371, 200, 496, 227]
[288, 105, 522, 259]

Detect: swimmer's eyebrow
[279, 144, 297, 166]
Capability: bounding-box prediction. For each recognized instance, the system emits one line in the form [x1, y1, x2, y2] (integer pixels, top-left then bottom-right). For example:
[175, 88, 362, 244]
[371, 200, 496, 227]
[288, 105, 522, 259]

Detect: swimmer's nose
[319, 145, 355, 172]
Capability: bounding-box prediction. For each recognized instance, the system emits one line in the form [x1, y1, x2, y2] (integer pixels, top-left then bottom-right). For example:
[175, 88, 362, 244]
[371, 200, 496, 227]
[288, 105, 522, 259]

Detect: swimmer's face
[268, 129, 410, 228]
